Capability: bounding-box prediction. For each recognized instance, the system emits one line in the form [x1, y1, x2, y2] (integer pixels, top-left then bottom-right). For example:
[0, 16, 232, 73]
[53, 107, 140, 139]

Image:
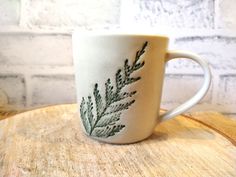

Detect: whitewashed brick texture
[218, 75, 236, 105]
[0, 0, 235, 117]
[0, 75, 25, 108]
[161, 75, 211, 104]
[216, 0, 236, 29]
[170, 36, 236, 71]
[0, 0, 20, 25]
[31, 75, 76, 106]
[121, 0, 214, 28]
[0, 34, 72, 66]
[0, 89, 8, 106]
[20, 0, 120, 29]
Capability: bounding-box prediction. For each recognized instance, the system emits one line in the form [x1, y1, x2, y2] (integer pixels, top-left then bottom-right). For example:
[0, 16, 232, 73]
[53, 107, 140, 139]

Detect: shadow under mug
[72, 33, 211, 144]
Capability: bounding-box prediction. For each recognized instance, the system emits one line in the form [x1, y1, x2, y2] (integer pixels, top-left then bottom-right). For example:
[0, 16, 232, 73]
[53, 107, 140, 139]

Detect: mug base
[85, 132, 153, 145]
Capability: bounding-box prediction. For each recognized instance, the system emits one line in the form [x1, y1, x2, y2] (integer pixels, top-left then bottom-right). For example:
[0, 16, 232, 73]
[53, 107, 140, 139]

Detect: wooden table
[0, 104, 235, 177]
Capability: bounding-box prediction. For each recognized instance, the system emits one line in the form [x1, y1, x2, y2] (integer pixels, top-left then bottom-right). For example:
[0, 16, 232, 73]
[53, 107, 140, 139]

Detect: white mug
[72, 32, 211, 144]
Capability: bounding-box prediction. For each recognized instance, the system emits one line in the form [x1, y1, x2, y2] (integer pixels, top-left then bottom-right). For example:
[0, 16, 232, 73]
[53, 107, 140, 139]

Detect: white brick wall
[0, 0, 20, 25]
[0, 34, 72, 66]
[20, 0, 120, 29]
[0, 75, 25, 108]
[0, 0, 235, 118]
[218, 75, 236, 105]
[216, 0, 236, 29]
[121, 0, 214, 28]
[31, 75, 76, 106]
[162, 75, 212, 104]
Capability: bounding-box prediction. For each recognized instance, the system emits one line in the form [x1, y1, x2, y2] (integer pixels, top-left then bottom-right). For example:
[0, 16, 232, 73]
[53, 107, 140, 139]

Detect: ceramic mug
[72, 32, 211, 144]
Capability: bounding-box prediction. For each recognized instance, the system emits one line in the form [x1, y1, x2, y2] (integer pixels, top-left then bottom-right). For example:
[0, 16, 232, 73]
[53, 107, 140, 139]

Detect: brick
[216, 0, 236, 29]
[161, 74, 211, 104]
[0, 34, 72, 66]
[21, 0, 120, 28]
[0, 75, 25, 107]
[120, 0, 214, 28]
[31, 75, 76, 106]
[0, 0, 20, 25]
[167, 36, 236, 71]
[218, 75, 236, 105]
[0, 88, 8, 106]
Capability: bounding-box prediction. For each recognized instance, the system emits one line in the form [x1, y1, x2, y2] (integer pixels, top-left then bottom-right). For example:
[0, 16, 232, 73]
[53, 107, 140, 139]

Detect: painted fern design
[80, 41, 148, 138]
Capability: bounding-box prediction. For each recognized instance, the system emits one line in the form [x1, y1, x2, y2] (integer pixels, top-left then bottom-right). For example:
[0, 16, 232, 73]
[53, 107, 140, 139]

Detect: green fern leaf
[115, 69, 123, 92]
[124, 59, 131, 77]
[93, 124, 125, 138]
[86, 96, 94, 129]
[96, 113, 121, 127]
[80, 97, 90, 133]
[107, 125, 125, 137]
[114, 91, 137, 102]
[105, 78, 114, 105]
[133, 61, 145, 70]
[93, 83, 103, 117]
[79, 41, 148, 138]
[105, 100, 135, 115]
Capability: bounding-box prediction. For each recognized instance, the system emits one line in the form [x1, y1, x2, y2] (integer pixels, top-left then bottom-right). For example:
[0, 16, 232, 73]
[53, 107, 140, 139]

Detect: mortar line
[24, 74, 32, 107]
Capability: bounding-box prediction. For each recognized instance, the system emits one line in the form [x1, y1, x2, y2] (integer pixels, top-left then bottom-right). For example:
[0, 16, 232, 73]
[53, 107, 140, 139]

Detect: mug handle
[160, 50, 211, 121]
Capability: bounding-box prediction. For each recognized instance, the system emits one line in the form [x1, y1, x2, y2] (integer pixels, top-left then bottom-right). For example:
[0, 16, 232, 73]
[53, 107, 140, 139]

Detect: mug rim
[72, 30, 169, 40]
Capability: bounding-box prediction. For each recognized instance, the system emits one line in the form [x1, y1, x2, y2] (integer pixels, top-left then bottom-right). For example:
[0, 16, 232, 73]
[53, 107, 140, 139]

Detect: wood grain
[188, 112, 236, 145]
[0, 104, 235, 177]
[0, 108, 23, 121]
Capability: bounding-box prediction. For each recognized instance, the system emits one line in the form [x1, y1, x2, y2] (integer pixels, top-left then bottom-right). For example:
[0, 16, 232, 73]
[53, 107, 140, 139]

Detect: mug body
[73, 33, 169, 144]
